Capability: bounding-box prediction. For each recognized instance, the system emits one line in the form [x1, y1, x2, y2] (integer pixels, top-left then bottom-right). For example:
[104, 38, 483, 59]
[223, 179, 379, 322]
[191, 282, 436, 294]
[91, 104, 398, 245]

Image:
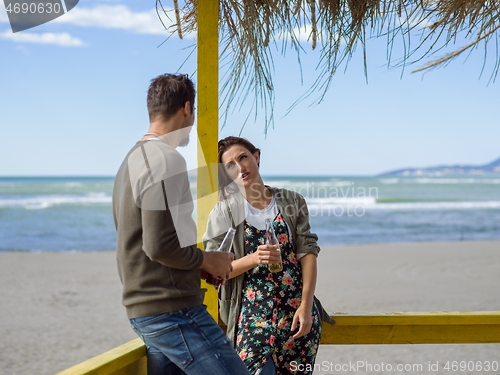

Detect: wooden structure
[57, 312, 500, 375]
[56, 1, 500, 374]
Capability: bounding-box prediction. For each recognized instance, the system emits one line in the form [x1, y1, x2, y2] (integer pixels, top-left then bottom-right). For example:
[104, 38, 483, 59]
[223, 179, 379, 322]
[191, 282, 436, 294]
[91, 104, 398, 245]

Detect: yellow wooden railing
[56, 1, 500, 374]
[56, 311, 500, 375]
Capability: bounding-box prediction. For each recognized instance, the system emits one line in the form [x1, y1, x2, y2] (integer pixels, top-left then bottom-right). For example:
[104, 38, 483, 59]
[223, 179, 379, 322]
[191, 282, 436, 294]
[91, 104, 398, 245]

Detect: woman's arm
[291, 253, 317, 338]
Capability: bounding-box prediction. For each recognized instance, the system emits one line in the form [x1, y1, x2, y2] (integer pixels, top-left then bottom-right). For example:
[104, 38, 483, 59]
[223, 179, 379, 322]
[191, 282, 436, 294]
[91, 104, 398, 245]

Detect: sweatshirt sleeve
[141, 181, 204, 270]
[128, 141, 203, 270]
[294, 193, 321, 256]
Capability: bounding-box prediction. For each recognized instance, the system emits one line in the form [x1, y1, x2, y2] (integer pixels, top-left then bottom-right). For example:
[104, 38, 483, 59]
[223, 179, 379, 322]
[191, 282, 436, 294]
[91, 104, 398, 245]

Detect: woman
[203, 137, 334, 375]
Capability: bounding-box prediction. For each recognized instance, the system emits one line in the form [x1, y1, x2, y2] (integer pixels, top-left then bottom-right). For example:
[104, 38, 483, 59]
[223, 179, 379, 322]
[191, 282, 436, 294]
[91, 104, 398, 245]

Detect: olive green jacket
[202, 186, 335, 347]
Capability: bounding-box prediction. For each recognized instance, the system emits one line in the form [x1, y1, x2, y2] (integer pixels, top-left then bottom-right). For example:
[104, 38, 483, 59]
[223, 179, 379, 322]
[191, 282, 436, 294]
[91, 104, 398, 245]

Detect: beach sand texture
[0, 240, 498, 375]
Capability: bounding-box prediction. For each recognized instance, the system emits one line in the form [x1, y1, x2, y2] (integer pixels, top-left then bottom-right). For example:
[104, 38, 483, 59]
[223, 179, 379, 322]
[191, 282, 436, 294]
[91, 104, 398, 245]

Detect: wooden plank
[55, 338, 146, 375]
[109, 357, 147, 375]
[321, 311, 500, 345]
[55, 312, 500, 374]
[321, 324, 500, 345]
[197, 0, 219, 320]
[329, 311, 500, 326]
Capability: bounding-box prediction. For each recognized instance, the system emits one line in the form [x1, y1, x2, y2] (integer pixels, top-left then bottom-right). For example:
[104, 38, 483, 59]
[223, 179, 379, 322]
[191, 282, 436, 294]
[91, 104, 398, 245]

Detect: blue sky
[1, 0, 499, 176]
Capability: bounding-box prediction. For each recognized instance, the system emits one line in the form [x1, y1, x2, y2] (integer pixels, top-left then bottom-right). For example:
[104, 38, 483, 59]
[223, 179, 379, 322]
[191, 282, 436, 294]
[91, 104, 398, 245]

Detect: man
[112, 74, 250, 375]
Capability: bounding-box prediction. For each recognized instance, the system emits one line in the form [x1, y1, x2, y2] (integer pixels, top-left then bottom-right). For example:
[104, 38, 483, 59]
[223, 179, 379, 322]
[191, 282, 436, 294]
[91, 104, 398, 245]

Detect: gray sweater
[113, 140, 205, 319]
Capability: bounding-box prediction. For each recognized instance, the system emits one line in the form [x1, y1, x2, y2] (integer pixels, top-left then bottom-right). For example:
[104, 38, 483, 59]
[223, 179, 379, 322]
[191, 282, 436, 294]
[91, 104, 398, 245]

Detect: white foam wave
[0, 193, 111, 209]
[410, 178, 500, 184]
[306, 197, 377, 206]
[331, 181, 354, 187]
[379, 178, 400, 184]
[263, 180, 294, 186]
[305, 197, 500, 211]
[373, 201, 500, 210]
[263, 180, 354, 188]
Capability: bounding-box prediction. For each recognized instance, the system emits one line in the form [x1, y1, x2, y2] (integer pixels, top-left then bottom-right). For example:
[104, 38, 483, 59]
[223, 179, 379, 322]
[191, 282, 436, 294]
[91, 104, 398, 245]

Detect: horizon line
[0, 174, 377, 178]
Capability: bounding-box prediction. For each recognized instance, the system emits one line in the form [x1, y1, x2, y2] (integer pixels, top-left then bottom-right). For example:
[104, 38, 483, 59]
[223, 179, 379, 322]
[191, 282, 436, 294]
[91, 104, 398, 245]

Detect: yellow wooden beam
[196, 0, 219, 320]
[327, 311, 500, 325]
[55, 338, 146, 375]
[321, 311, 500, 345]
[55, 312, 500, 374]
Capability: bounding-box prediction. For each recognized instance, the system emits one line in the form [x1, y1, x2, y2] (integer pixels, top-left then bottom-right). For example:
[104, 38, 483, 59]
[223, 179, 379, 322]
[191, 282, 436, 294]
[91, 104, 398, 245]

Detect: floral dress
[236, 212, 321, 375]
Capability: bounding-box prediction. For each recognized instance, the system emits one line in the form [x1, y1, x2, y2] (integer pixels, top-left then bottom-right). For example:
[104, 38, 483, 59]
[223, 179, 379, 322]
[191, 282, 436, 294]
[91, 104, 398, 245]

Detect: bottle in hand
[265, 218, 283, 273]
[201, 227, 236, 289]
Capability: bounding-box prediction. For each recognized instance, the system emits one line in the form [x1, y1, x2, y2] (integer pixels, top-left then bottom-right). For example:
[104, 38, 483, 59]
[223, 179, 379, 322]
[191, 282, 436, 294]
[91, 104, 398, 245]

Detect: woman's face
[221, 144, 261, 188]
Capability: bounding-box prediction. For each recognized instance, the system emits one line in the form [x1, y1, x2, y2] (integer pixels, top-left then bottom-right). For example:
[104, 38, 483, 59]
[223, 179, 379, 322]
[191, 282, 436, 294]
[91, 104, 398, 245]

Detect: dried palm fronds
[160, 0, 500, 133]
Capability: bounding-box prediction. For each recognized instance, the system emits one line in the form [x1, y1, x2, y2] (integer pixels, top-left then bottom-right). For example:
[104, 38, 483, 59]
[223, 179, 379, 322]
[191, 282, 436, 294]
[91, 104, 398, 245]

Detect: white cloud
[291, 24, 315, 43]
[397, 16, 432, 29]
[0, 6, 9, 23]
[0, 30, 87, 46]
[0, 4, 192, 46]
[54, 5, 188, 37]
[289, 24, 344, 45]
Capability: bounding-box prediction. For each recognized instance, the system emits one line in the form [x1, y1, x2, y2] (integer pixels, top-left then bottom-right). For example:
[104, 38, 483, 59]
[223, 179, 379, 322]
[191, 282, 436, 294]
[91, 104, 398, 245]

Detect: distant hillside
[379, 157, 500, 177]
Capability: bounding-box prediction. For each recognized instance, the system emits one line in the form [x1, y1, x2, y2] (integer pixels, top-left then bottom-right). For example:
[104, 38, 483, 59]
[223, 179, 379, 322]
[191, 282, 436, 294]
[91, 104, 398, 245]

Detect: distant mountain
[378, 157, 500, 177]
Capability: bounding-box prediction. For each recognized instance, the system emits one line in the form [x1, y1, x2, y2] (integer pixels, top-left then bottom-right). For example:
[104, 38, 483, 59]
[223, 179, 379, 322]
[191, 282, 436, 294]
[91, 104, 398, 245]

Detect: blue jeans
[130, 304, 251, 375]
[260, 359, 276, 375]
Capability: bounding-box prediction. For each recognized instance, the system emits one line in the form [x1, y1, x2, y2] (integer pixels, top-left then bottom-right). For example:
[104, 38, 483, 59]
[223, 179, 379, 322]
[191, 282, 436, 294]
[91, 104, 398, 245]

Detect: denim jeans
[130, 304, 251, 375]
[260, 358, 276, 375]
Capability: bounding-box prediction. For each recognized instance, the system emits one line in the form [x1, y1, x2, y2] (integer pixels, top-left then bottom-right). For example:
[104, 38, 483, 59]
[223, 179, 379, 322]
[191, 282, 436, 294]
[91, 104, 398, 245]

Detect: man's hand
[200, 251, 234, 280]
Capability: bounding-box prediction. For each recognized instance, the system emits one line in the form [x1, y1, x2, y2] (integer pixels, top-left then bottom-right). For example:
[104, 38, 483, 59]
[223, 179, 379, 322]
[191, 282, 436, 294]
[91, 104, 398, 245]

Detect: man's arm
[142, 181, 233, 279]
[141, 183, 204, 269]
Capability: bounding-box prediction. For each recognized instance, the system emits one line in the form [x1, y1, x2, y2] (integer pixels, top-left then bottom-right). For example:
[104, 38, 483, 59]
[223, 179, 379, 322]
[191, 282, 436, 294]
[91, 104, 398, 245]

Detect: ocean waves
[1, 175, 499, 251]
[305, 197, 500, 211]
[0, 193, 111, 210]
[378, 178, 500, 184]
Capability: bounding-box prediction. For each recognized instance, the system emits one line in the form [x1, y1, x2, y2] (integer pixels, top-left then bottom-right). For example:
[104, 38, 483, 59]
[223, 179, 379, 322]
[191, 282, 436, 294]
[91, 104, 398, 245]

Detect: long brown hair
[217, 136, 261, 199]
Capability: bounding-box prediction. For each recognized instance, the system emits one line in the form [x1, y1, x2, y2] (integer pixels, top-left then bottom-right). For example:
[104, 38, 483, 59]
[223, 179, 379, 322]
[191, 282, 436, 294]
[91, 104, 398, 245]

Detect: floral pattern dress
[235, 212, 321, 375]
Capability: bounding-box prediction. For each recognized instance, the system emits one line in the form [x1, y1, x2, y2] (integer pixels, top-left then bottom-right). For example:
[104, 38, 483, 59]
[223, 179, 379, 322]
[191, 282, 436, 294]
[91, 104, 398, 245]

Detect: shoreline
[1, 240, 498, 375]
[1, 237, 499, 253]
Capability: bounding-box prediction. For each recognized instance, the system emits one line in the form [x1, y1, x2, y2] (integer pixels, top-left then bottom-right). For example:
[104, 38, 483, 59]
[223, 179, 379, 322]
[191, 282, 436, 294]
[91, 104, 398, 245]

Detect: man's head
[147, 74, 195, 123]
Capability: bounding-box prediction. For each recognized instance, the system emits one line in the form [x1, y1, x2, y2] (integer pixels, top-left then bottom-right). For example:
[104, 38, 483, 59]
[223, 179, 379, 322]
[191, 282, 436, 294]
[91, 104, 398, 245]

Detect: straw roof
[158, 1, 499, 132]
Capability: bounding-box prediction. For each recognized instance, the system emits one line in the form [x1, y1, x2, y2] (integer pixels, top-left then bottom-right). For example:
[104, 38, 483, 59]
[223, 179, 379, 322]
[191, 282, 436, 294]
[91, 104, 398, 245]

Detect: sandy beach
[1, 240, 498, 375]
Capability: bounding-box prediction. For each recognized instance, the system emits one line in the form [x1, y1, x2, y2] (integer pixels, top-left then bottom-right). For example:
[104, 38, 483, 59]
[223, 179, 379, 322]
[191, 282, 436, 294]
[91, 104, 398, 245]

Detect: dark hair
[217, 136, 261, 198]
[147, 74, 195, 122]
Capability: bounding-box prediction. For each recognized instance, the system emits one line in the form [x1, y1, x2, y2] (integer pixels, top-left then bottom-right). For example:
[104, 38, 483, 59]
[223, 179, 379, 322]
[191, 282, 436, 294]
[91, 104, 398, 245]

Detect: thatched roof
[158, 1, 499, 131]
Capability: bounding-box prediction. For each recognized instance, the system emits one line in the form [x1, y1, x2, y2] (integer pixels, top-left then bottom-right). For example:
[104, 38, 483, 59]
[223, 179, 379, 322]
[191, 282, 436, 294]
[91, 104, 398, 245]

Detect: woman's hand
[291, 303, 313, 339]
[228, 244, 281, 278]
[251, 244, 281, 267]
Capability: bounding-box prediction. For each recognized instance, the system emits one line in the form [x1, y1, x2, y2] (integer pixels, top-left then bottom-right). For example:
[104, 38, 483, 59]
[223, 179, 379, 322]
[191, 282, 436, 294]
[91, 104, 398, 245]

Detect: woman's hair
[217, 136, 261, 199]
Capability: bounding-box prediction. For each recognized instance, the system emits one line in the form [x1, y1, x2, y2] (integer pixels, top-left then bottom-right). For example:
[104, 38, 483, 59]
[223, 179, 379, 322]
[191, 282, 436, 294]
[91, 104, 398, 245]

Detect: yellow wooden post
[197, 0, 219, 320]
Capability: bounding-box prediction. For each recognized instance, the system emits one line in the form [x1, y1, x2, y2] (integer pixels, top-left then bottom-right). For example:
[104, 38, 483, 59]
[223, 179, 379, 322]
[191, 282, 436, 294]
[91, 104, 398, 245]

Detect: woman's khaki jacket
[202, 186, 335, 347]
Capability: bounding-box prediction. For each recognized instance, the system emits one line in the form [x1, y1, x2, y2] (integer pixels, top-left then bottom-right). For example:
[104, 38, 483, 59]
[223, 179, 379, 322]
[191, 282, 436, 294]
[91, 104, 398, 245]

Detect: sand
[0, 240, 498, 375]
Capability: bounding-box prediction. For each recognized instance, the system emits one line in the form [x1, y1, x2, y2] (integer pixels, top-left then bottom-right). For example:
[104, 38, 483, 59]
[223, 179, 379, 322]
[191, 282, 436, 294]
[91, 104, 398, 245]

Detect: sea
[1, 175, 500, 252]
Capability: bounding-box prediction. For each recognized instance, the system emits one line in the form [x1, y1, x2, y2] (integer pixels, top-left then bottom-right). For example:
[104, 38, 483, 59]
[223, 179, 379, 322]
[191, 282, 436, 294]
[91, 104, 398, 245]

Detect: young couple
[112, 74, 333, 375]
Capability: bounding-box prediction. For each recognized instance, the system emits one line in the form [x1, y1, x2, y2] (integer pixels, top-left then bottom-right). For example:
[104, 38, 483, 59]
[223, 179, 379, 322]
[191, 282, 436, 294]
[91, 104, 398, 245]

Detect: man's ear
[183, 101, 192, 117]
